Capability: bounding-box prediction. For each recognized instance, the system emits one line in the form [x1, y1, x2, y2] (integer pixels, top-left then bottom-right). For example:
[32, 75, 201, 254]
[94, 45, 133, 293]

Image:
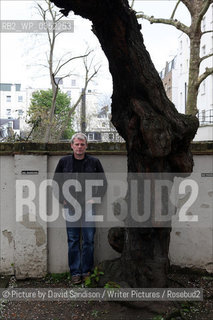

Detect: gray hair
[71, 133, 88, 144]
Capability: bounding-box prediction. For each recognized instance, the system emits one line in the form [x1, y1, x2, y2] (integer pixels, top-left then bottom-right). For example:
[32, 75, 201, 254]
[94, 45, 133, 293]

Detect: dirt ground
[1, 268, 213, 320]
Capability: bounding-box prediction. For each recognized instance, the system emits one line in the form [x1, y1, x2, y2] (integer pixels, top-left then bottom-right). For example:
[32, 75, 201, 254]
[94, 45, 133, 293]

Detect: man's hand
[86, 199, 95, 204]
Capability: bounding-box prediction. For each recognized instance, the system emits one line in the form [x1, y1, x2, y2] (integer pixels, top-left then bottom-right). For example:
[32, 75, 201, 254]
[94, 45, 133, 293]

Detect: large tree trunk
[52, 0, 199, 288]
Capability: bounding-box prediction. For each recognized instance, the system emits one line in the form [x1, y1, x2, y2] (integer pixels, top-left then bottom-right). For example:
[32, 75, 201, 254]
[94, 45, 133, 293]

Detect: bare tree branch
[202, 30, 213, 35]
[54, 52, 92, 76]
[53, 73, 72, 85]
[181, 0, 196, 15]
[200, 53, 213, 64]
[53, 52, 79, 76]
[57, 59, 100, 140]
[36, 2, 48, 18]
[37, 2, 54, 55]
[197, 67, 213, 87]
[195, 0, 212, 32]
[135, 0, 212, 115]
[170, 0, 181, 19]
[136, 13, 190, 35]
[71, 64, 100, 114]
[38, 0, 64, 48]
[35, 63, 49, 69]
[130, 0, 135, 9]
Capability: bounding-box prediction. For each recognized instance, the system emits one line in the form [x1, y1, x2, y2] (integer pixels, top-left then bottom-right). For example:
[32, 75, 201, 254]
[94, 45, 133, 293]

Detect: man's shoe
[72, 275, 81, 285]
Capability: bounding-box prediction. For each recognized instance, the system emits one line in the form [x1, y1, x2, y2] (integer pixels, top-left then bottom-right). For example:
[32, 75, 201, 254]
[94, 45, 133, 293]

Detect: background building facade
[160, 4, 213, 141]
[0, 83, 33, 139]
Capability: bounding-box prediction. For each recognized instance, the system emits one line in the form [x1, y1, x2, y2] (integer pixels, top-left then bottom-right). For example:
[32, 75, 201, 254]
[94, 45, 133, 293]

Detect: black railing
[198, 109, 213, 125]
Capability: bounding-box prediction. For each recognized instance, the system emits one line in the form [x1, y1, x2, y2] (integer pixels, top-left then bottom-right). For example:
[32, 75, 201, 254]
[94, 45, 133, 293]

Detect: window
[55, 77, 63, 85]
[180, 40, 183, 53]
[15, 84, 21, 91]
[17, 109, 24, 116]
[7, 121, 13, 128]
[88, 133, 94, 141]
[109, 133, 114, 140]
[18, 96, 23, 102]
[0, 84, 11, 91]
[71, 79, 76, 87]
[167, 79, 171, 92]
[180, 92, 183, 108]
[98, 113, 107, 119]
[201, 81, 206, 95]
[6, 95, 11, 102]
[66, 90, 71, 97]
[202, 45, 206, 56]
[180, 64, 182, 75]
[94, 132, 101, 141]
[87, 132, 101, 141]
[201, 110, 206, 123]
[202, 17, 206, 32]
[6, 109, 11, 115]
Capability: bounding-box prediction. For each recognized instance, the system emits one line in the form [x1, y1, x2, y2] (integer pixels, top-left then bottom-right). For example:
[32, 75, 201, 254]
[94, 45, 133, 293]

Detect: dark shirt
[53, 154, 107, 208]
[73, 157, 85, 173]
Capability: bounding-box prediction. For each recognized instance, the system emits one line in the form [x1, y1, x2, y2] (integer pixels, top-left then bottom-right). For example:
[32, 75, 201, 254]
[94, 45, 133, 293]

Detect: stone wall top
[0, 141, 212, 155]
[0, 142, 127, 155]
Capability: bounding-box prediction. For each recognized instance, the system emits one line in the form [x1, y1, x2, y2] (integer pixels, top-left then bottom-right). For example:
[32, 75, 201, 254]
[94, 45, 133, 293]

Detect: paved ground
[1, 270, 213, 320]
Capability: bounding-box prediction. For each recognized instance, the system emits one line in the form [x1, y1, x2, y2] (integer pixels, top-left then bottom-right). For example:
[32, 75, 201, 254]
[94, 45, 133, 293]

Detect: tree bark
[51, 0, 199, 288]
[185, 0, 202, 115]
[186, 0, 212, 115]
[187, 35, 201, 115]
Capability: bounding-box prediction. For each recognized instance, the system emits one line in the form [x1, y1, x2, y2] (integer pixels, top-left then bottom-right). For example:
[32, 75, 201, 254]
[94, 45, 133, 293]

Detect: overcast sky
[1, 0, 190, 95]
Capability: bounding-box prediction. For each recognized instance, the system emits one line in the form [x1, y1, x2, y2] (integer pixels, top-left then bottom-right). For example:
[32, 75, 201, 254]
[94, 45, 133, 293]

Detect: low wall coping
[0, 141, 212, 155]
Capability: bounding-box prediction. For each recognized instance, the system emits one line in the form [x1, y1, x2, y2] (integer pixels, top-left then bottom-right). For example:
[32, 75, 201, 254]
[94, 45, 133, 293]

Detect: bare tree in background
[58, 55, 100, 140]
[135, 0, 213, 115]
[36, 0, 99, 142]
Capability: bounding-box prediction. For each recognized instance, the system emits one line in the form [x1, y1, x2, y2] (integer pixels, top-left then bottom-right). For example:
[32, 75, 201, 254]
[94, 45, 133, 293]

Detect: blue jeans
[65, 206, 96, 276]
[66, 226, 96, 276]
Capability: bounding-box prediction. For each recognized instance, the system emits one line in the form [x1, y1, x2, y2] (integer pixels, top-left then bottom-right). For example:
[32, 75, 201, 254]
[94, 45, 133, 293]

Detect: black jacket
[53, 154, 107, 206]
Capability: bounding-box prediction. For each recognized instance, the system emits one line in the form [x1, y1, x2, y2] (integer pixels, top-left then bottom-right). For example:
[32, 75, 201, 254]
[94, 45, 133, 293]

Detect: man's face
[71, 138, 87, 158]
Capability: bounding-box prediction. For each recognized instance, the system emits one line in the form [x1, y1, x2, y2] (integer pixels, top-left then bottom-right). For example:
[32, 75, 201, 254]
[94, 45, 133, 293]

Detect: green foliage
[45, 272, 71, 283]
[84, 267, 104, 288]
[104, 281, 120, 288]
[28, 89, 74, 141]
[91, 309, 99, 318]
[162, 301, 201, 320]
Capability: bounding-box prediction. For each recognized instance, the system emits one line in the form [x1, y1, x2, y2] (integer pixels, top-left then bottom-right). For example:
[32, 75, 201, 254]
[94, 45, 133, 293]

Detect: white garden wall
[0, 142, 212, 278]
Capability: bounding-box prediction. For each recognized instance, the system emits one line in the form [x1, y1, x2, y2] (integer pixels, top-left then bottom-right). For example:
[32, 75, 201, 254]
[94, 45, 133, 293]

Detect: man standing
[54, 133, 107, 284]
